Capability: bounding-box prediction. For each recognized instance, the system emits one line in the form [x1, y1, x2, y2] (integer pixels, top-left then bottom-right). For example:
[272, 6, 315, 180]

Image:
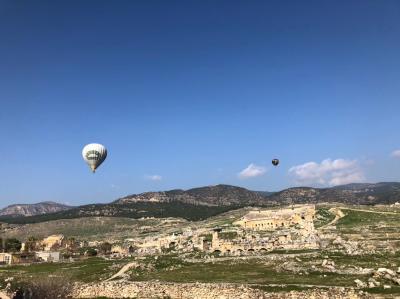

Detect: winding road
[105, 261, 138, 281]
[319, 208, 345, 229]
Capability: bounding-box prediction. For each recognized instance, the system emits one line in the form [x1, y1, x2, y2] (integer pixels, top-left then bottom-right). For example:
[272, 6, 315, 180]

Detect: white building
[0, 253, 13, 265]
[35, 251, 61, 262]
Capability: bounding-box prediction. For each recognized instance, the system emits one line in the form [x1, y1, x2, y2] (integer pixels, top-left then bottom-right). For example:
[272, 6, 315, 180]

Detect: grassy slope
[1, 217, 189, 242]
[130, 255, 363, 287]
[0, 202, 242, 224]
[0, 257, 131, 287]
[1, 207, 251, 242]
[314, 208, 336, 228]
[337, 209, 400, 228]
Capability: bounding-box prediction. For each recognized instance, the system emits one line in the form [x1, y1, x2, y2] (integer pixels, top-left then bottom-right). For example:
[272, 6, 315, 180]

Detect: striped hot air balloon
[82, 143, 107, 173]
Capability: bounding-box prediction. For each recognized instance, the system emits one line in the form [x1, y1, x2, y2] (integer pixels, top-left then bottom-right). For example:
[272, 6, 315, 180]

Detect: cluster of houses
[0, 205, 318, 265]
[0, 234, 65, 265]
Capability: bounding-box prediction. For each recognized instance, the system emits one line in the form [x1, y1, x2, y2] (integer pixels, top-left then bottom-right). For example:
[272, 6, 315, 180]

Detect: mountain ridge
[116, 184, 267, 206]
[0, 201, 72, 217]
[1, 182, 399, 222]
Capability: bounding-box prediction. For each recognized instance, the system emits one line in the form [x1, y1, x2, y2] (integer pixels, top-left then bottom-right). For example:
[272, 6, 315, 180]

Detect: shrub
[13, 276, 73, 299]
[86, 248, 98, 256]
[5, 238, 22, 253]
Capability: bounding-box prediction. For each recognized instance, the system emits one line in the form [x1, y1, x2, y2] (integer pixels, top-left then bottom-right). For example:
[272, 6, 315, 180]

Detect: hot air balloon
[272, 159, 279, 166]
[82, 143, 107, 173]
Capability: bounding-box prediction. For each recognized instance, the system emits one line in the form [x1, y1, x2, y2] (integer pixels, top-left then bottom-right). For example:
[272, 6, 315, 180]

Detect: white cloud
[391, 150, 400, 158]
[145, 175, 162, 181]
[238, 163, 266, 179]
[289, 158, 365, 186]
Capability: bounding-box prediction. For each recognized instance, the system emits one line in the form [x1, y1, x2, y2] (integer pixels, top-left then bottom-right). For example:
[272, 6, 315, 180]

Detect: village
[0, 205, 318, 265]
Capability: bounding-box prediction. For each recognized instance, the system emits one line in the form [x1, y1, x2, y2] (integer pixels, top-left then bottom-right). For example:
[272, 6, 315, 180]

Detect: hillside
[1, 183, 399, 224]
[116, 184, 267, 206]
[0, 216, 188, 242]
[0, 201, 72, 217]
[115, 182, 400, 207]
[268, 182, 400, 205]
[0, 201, 240, 224]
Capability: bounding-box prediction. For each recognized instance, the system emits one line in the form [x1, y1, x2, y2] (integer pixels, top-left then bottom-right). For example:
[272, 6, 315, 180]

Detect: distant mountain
[109, 182, 400, 208]
[0, 201, 72, 217]
[0, 202, 238, 224]
[268, 182, 400, 205]
[1, 182, 399, 224]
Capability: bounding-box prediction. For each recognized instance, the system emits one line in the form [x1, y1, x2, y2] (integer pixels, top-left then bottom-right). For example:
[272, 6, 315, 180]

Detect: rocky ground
[72, 281, 373, 299]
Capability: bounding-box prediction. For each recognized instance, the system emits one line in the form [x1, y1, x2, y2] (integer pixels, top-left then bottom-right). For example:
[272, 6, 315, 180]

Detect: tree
[17, 276, 72, 299]
[128, 245, 137, 254]
[99, 242, 112, 255]
[24, 236, 39, 252]
[66, 237, 78, 252]
[5, 238, 22, 252]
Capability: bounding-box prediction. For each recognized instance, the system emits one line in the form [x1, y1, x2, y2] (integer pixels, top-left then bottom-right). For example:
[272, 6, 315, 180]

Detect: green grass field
[336, 209, 400, 235]
[314, 208, 336, 228]
[0, 257, 132, 288]
[129, 255, 365, 287]
[337, 210, 400, 228]
[327, 251, 400, 268]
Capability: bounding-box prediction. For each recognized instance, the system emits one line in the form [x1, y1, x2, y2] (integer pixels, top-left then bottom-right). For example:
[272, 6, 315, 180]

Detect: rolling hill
[268, 182, 400, 205]
[1, 182, 399, 224]
[116, 184, 267, 206]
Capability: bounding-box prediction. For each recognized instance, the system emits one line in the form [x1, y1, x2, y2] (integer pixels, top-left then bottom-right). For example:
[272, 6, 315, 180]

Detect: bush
[5, 238, 22, 253]
[13, 276, 73, 299]
[86, 248, 98, 256]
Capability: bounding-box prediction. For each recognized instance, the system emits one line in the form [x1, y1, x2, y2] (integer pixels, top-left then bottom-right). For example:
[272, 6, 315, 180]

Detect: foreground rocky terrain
[72, 281, 373, 299]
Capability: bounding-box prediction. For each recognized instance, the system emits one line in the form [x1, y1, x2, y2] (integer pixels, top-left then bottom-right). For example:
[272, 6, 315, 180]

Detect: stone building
[0, 253, 13, 265]
[233, 205, 315, 231]
[35, 251, 61, 262]
[41, 234, 64, 251]
[0, 252, 35, 265]
[210, 227, 318, 255]
[209, 205, 318, 255]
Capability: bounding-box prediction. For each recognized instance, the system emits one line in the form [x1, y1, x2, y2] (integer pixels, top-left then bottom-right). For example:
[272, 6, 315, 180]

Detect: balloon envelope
[82, 143, 107, 173]
[272, 159, 279, 166]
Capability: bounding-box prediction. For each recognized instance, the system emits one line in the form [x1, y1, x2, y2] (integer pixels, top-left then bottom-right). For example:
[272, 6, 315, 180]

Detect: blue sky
[1, 1, 399, 207]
